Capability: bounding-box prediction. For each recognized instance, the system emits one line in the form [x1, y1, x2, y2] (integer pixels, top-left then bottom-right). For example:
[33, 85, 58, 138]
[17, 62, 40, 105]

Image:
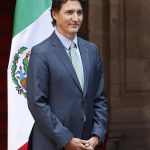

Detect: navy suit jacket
[27, 32, 108, 150]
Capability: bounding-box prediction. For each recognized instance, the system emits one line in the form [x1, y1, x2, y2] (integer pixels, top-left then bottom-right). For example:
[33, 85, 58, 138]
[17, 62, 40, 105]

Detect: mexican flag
[7, 0, 54, 149]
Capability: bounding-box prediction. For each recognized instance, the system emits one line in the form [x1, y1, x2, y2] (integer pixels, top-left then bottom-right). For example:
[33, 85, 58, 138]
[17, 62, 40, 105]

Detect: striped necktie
[69, 42, 84, 90]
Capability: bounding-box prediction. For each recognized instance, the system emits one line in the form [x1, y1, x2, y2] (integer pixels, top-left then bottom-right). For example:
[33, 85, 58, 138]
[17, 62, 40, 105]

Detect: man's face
[52, 0, 83, 40]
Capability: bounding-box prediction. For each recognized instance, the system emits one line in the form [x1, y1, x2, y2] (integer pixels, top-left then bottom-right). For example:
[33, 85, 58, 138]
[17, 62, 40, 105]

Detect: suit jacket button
[80, 115, 86, 122]
[83, 115, 86, 122]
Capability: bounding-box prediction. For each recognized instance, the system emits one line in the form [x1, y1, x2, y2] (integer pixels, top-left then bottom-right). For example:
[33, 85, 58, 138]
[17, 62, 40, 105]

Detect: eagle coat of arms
[11, 47, 30, 98]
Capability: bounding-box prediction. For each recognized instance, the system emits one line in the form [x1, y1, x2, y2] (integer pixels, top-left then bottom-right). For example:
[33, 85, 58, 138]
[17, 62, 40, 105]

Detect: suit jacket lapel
[49, 32, 82, 91]
[78, 38, 89, 98]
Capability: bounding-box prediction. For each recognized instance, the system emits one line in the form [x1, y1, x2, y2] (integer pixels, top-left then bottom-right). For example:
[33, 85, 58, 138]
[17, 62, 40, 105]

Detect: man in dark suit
[26, 0, 108, 149]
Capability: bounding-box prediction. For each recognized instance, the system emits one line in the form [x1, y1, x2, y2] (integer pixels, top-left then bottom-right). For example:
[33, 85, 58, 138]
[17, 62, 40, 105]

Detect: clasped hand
[64, 136, 100, 150]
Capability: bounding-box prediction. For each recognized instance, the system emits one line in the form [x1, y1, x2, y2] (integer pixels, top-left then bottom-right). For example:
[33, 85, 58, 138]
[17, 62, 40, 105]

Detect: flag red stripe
[18, 142, 28, 150]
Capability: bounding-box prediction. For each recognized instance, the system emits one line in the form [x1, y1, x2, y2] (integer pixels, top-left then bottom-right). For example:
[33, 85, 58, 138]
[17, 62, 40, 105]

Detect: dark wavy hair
[51, 0, 85, 26]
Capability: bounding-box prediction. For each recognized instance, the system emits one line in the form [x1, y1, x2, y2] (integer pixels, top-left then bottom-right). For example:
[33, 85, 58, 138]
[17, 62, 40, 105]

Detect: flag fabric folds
[7, 0, 54, 149]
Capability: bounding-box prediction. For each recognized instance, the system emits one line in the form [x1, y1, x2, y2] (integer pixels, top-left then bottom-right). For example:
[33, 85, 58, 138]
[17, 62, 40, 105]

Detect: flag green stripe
[13, 0, 52, 37]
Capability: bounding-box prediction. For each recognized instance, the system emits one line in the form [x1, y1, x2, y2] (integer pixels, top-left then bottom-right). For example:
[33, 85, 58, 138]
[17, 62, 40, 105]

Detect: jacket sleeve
[26, 46, 73, 149]
[91, 45, 108, 143]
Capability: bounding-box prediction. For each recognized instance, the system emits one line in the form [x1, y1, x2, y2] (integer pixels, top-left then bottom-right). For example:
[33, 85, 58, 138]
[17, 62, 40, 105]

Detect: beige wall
[88, 0, 150, 150]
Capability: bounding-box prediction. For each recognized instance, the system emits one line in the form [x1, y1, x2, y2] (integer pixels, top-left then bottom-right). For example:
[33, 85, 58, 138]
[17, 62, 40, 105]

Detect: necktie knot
[69, 42, 76, 50]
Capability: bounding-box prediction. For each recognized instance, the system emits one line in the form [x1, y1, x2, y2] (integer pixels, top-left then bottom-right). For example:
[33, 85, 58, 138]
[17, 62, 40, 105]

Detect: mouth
[70, 24, 79, 27]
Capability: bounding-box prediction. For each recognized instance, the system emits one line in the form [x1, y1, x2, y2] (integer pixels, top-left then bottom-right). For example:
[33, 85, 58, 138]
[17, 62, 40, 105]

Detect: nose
[72, 13, 78, 21]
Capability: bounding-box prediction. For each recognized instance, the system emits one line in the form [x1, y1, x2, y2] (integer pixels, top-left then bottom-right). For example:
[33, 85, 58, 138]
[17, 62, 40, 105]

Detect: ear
[52, 11, 57, 20]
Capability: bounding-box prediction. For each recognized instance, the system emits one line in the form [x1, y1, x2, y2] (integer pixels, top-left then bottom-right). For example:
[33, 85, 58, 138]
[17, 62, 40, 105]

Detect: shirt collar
[55, 29, 78, 50]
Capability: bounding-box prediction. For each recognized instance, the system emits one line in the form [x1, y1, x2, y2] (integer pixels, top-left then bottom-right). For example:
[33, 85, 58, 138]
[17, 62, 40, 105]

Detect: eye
[66, 10, 74, 15]
[77, 10, 83, 16]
